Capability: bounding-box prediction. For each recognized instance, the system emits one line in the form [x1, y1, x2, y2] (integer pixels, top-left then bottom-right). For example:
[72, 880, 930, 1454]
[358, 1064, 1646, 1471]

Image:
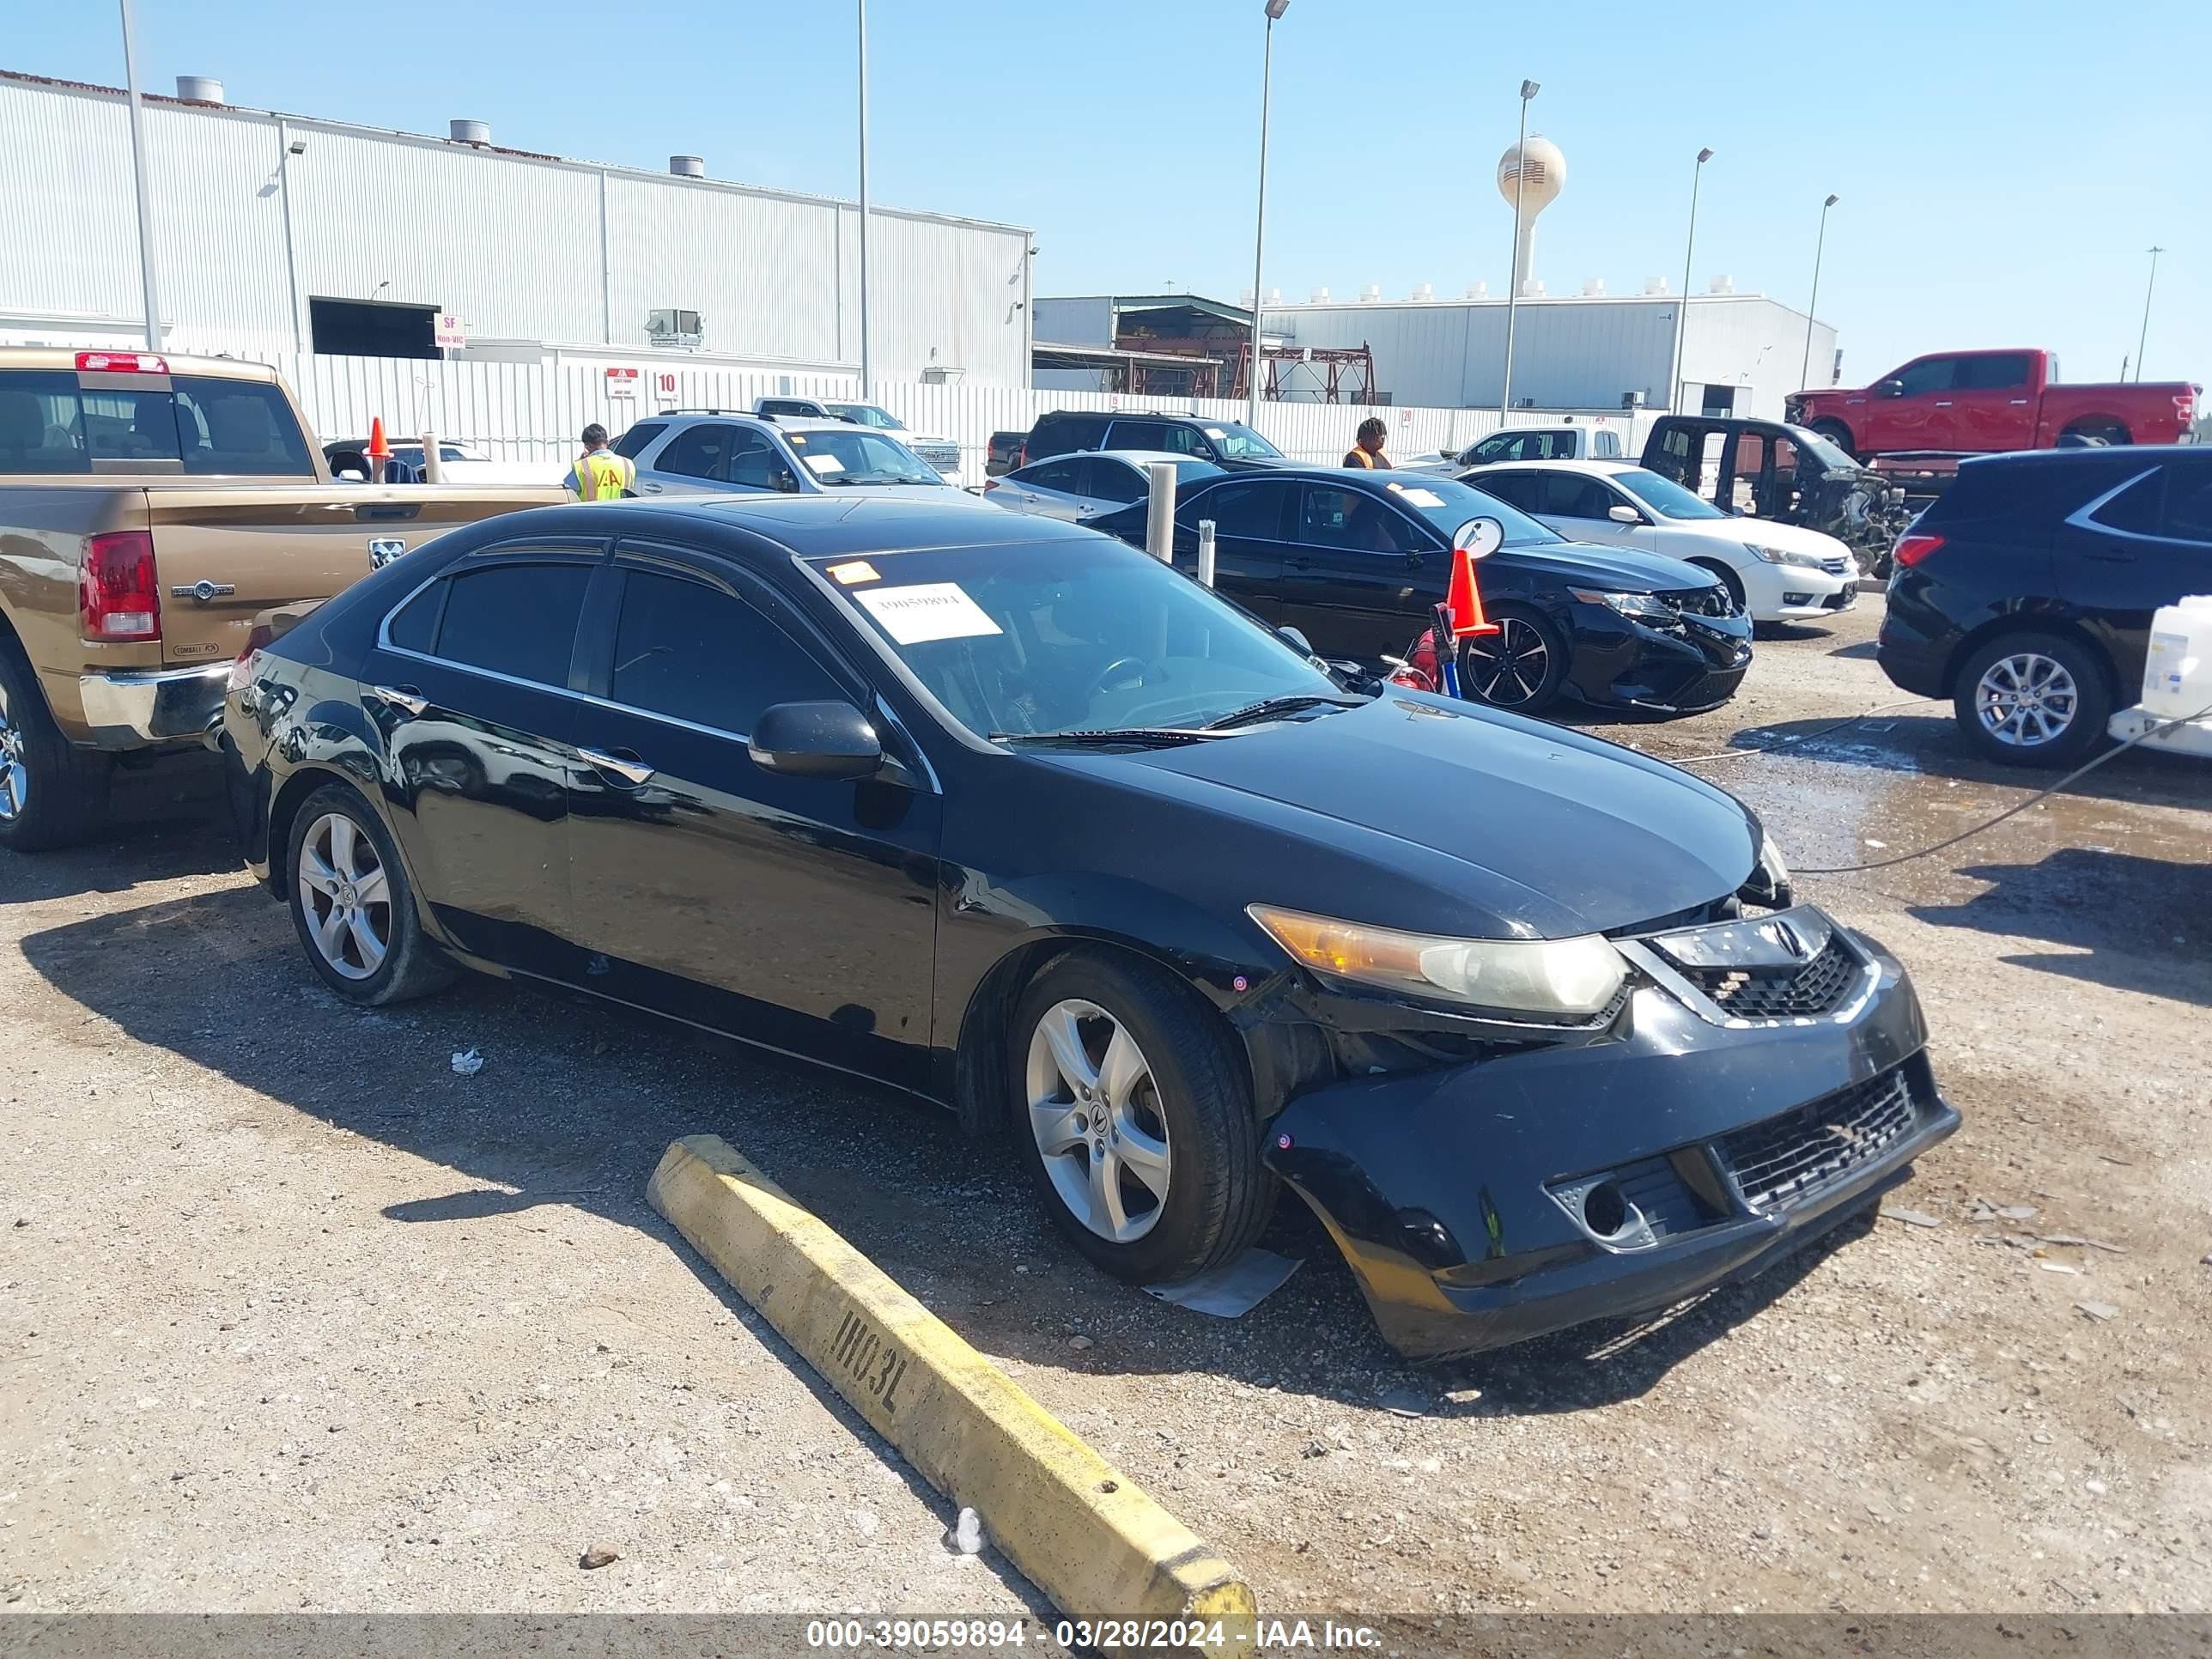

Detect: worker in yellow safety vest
[565, 424, 636, 500]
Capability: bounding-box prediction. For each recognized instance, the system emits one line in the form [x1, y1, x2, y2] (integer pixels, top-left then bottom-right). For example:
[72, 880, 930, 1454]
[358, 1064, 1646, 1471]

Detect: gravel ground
[3, 595, 2208, 1618]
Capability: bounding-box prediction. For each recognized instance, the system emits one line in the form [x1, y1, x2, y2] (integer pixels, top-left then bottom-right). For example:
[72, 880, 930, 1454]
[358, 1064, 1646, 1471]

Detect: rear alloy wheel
[0, 638, 112, 853]
[1458, 610, 1565, 714]
[1954, 632, 2110, 769]
[285, 782, 455, 1004]
[1011, 951, 1273, 1285]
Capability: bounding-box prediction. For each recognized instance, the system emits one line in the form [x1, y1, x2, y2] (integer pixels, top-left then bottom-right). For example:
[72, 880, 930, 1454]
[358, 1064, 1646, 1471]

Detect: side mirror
[1607, 503, 1643, 526]
[333, 466, 368, 483]
[1875, 379, 1905, 399]
[773, 466, 801, 493]
[747, 701, 883, 781]
[1276, 625, 1315, 655]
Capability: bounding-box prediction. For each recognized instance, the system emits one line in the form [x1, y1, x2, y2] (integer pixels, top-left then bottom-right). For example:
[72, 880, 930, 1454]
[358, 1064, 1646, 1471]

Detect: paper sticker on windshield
[802, 453, 846, 474]
[1387, 485, 1445, 508]
[1204, 428, 1227, 440]
[857, 583, 1004, 645]
[827, 560, 880, 586]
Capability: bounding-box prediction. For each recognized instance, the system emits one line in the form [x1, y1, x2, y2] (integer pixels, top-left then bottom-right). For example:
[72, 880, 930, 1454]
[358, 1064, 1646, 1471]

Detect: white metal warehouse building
[1260, 288, 1837, 421]
[0, 68, 1034, 387]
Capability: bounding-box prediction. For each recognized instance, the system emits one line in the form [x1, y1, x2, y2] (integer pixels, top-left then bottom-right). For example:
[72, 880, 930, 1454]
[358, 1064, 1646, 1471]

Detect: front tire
[1011, 950, 1273, 1285]
[0, 636, 112, 853]
[1456, 606, 1566, 714]
[284, 781, 456, 1004]
[1953, 632, 2111, 769]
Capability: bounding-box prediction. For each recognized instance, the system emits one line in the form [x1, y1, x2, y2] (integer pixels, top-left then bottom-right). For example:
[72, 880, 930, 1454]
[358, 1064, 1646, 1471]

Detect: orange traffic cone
[1445, 543, 1498, 638]
[366, 417, 392, 463]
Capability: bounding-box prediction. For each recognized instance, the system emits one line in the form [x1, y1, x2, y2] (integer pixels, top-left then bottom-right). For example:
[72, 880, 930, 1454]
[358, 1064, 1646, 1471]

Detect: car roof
[1471, 459, 1641, 476]
[647, 411, 853, 436]
[490, 495, 1104, 562]
[1036, 449, 1212, 467]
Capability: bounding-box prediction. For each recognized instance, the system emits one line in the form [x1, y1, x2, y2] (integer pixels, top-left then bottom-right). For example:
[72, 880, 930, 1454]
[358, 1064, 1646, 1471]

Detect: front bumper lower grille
[1719, 1066, 1919, 1212]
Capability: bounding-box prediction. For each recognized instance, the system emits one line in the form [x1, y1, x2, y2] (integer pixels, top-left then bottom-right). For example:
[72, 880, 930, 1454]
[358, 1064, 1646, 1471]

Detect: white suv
[751, 398, 962, 477]
[1462, 459, 1860, 626]
[611, 410, 969, 501]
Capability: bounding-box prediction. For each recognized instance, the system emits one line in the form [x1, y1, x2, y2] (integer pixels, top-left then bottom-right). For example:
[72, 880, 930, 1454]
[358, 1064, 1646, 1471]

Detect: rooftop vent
[1466, 282, 1489, 300]
[1410, 282, 1434, 301]
[1709, 275, 1735, 295]
[174, 76, 224, 104]
[1359, 283, 1382, 302]
[1644, 276, 1669, 295]
[449, 118, 491, 146]
[669, 155, 705, 178]
[1266, 286, 1281, 304]
[1310, 286, 1330, 303]
[1583, 277, 1607, 296]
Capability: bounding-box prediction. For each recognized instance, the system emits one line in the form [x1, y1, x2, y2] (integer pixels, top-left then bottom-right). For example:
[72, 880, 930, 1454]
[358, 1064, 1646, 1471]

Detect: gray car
[983, 451, 1224, 522]
[611, 411, 967, 501]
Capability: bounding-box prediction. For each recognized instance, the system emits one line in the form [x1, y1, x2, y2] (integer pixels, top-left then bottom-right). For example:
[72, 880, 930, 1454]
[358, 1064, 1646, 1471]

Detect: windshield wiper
[1201, 693, 1369, 732]
[989, 727, 1221, 747]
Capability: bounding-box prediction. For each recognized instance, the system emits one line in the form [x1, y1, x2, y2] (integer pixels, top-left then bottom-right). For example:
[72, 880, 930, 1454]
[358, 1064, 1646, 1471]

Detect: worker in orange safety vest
[1342, 416, 1391, 469]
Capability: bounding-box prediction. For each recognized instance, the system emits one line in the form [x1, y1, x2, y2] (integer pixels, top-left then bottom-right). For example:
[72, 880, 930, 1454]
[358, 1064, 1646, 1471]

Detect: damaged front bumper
[1262, 919, 1957, 1361]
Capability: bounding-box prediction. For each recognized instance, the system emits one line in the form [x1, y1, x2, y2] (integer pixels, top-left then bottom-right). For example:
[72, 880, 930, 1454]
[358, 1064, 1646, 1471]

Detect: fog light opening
[1580, 1180, 1632, 1240]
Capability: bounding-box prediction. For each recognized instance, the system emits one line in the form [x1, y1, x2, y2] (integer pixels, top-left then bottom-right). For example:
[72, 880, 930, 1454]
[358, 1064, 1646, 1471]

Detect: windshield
[811, 536, 1342, 738]
[825, 403, 905, 431]
[1609, 466, 1729, 521]
[1207, 423, 1283, 460]
[1384, 477, 1562, 545]
[1784, 424, 1857, 471]
[786, 428, 944, 485]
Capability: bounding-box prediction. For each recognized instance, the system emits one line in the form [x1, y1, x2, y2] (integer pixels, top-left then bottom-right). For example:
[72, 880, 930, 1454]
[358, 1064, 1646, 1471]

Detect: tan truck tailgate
[143, 484, 563, 665]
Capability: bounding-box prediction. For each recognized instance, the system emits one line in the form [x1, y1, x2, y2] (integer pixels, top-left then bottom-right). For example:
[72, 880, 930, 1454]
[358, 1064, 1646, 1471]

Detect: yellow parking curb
[647, 1134, 1256, 1627]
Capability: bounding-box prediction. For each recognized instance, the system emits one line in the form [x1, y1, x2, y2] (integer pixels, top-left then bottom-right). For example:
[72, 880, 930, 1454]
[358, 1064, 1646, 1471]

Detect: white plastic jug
[2140, 595, 2212, 722]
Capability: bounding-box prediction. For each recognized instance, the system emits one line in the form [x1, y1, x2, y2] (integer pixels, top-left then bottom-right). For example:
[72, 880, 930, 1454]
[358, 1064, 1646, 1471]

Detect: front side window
[1891, 357, 1957, 398]
[611, 568, 841, 736]
[1610, 465, 1729, 522]
[824, 403, 903, 431]
[1300, 486, 1418, 554]
[417, 562, 592, 687]
[1206, 423, 1283, 461]
[722, 431, 784, 490]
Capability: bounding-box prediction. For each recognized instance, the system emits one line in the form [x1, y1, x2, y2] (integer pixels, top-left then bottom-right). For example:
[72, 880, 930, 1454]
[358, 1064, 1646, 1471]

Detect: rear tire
[0, 635, 113, 854]
[2059, 420, 2128, 448]
[1456, 605, 1567, 714]
[1953, 631, 2111, 769]
[1010, 949, 1273, 1286]
[284, 781, 457, 1005]
[1810, 420, 1856, 459]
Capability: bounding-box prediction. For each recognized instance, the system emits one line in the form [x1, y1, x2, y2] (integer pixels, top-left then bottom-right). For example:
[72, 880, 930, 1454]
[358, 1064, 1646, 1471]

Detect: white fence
[264, 349, 1658, 489]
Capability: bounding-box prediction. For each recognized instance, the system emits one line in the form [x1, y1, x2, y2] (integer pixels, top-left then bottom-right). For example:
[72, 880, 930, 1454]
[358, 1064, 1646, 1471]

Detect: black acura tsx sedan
[220, 496, 1955, 1359]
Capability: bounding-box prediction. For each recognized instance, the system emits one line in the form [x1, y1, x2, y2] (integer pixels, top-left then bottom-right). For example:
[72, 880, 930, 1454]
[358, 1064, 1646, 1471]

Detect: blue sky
[16, 1, 2208, 392]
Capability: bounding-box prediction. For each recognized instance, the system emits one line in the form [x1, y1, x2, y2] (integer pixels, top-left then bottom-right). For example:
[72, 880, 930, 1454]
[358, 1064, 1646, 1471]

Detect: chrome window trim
[2066, 465, 2205, 548]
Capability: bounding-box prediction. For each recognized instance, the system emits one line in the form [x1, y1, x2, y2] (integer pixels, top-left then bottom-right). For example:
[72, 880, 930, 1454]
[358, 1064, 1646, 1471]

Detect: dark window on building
[430, 562, 592, 687]
[310, 298, 439, 360]
[611, 569, 840, 736]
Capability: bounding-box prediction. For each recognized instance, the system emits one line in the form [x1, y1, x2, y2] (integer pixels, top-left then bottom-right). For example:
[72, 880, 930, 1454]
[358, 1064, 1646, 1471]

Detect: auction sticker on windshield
[856, 583, 1004, 644]
[827, 560, 880, 586]
[803, 453, 847, 474]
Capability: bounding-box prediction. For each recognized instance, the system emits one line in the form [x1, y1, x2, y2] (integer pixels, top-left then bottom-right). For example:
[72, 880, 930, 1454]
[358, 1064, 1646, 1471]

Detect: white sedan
[1459, 459, 1860, 625]
[982, 451, 1224, 523]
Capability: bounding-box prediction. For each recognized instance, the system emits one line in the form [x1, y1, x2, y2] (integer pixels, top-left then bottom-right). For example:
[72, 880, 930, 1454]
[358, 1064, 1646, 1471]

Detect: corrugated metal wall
[274, 349, 1656, 489]
[0, 74, 1032, 386]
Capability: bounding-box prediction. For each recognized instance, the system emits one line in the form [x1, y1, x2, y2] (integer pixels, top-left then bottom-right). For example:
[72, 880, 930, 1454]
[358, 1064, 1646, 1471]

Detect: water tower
[1496, 135, 1566, 298]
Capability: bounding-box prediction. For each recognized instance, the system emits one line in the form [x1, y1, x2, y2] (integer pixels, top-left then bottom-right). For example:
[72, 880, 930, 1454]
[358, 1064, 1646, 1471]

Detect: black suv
[1023, 410, 1289, 470]
[1879, 446, 2212, 766]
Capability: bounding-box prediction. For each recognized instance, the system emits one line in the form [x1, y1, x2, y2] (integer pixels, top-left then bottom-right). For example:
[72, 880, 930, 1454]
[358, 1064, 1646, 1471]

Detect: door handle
[579, 745, 655, 786]
[1935, 400, 1953, 407]
[371, 684, 426, 714]
[640, 481, 664, 494]
[2009, 398, 2029, 405]
[1290, 556, 1314, 571]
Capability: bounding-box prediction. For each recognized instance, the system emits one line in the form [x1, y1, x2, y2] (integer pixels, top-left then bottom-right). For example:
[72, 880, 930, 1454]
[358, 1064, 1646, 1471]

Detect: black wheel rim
[1462, 618, 1550, 706]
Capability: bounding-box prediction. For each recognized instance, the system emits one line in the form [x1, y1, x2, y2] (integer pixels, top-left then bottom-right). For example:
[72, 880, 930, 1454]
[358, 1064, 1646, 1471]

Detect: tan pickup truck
[0, 348, 563, 851]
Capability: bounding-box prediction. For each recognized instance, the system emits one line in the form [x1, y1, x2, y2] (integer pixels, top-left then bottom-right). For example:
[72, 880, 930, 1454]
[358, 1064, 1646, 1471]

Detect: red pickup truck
[1786, 349, 2197, 459]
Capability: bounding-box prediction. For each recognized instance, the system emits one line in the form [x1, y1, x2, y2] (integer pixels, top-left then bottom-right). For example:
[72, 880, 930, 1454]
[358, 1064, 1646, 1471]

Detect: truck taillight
[1893, 532, 1945, 569]
[75, 350, 169, 374]
[81, 532, 161, 642]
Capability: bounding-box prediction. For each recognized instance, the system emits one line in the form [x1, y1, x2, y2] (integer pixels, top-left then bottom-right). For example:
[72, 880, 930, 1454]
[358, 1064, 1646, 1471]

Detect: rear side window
[611, 569, 841, 736]
[2089, 471, 2164, 537]
[2162, 471, 2212, 544]
[1016, 458, 1084, 493]
[1178, 479, 1292, 538]
[611, 422, 666, 459]
[1957, 354, 2032, 391]
[0, 370, 312, 476]
[656, 424, 732, 480]
[1106, 419, 1170, 451]
[1030, 413, 1109, 457]
[1468, 471, 1540, 513]
[1086, 459, 1146, 504]
[1537, 474, 1617, 520]
[427, 562, 592, 687]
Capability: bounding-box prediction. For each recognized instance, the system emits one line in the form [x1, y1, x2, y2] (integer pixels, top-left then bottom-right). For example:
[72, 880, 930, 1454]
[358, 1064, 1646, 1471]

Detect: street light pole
[1798, 192, 1838, 394]
[1246, 0, 1288, 428]
[1498, 79, 1536, 419]
[1668, 147, 1712, 412]
[2135, 246, 2164, 382]
[118, 0, 163, 353]
[856, 0, 872, 400]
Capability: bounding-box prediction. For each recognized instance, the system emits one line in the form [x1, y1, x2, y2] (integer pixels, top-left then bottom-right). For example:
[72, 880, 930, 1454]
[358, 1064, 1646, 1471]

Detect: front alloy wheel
[1460, 613, 1560, 712]
[1025, 999, 1172, 1243]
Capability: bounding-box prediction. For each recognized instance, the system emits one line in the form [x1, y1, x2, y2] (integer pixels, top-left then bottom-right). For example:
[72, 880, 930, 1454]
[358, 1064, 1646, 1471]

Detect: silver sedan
[982, 451, 1224, 523]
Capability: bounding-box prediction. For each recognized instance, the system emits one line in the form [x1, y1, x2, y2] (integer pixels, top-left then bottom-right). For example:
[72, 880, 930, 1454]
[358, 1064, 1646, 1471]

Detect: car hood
[1497, 539, 1720, 593]
[1074, 694, 1760, 939]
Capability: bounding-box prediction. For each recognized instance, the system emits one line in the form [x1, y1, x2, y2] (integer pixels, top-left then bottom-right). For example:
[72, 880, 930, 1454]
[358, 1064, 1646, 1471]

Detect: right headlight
[1567, 586, 1678, 624]
[1746, 543, 1824, 569]
[1249, 905, 1627, 1018]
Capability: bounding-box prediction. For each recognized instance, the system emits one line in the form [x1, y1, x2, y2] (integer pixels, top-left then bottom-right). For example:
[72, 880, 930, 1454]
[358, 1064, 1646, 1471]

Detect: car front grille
[1664, 585, 1738, 619]
[915, 444, 960, 471]
[1820, 556, 1852, 577]
[1679, 933, 1861, 1021]
[1719, 1066, 1918, 1212]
